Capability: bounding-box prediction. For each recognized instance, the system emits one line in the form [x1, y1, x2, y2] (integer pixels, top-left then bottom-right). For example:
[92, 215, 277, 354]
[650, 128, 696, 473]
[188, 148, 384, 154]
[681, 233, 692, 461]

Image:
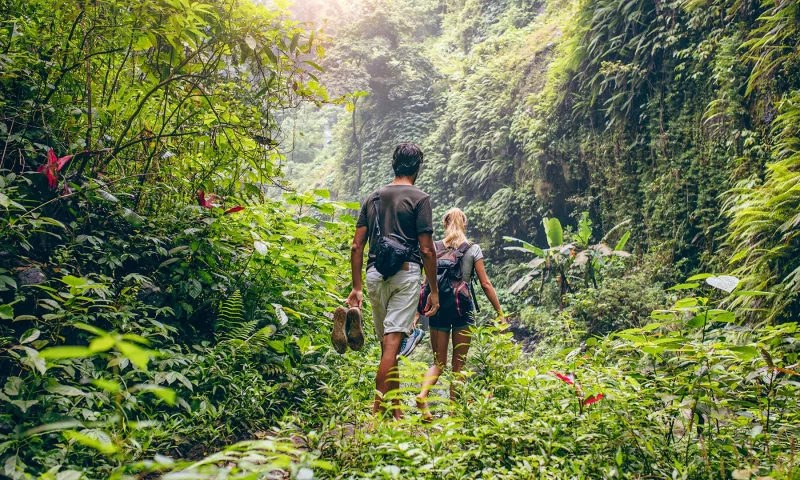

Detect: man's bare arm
[418, 233, 439, 316]
[347, 226, 368, 308]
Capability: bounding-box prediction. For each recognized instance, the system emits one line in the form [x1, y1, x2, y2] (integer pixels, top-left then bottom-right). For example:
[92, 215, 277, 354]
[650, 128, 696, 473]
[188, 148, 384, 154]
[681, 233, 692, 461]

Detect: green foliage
[725, 91, 800, 322]
[0, 0, 351, 476]
[568, 269, 670, 335]
[277, 278, 799, 478]
[742, 0, 800, 94]
[0, 178, 353, 477]
[0, 0, 328, 203]
[301, 0, 799, 306]
[215, 290, 252, 340]
[2, 0, 799, 478]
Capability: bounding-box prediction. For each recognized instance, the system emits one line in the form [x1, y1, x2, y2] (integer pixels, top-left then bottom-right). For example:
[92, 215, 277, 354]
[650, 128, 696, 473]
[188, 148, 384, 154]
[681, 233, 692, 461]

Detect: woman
[416, 207, 504, 420]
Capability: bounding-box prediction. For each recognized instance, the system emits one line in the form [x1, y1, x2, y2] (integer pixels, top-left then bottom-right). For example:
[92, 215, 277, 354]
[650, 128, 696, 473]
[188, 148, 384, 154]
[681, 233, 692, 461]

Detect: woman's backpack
[419, 241, 475, 319]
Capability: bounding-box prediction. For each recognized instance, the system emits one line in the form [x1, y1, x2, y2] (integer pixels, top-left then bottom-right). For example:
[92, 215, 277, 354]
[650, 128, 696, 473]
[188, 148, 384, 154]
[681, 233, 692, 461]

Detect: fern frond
[216, 290, 279, 353]
[216, 290, 248, 341]
[219, 320, 258, 343]
[261, 361, 285, 377]
[245, 325, 277, 350]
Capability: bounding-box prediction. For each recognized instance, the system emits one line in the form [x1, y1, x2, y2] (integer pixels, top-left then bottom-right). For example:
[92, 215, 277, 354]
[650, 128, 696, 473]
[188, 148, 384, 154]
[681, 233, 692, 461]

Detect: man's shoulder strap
[371, 190, 382, 235]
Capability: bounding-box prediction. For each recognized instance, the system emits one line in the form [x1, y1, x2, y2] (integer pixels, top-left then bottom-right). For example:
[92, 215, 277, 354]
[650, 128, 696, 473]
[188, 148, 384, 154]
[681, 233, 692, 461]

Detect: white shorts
[366, 264, 421, 338]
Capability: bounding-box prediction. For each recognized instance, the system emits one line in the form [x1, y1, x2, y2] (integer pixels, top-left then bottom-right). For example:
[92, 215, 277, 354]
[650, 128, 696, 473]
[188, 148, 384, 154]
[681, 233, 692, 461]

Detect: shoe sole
[346, 307, 364, 351]
[398, 331, 424, 358]
[332, 306, 349, 354]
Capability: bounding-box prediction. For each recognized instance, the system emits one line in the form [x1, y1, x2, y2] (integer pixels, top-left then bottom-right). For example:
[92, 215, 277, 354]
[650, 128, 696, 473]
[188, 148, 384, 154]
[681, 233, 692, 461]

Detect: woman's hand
[474, 259, 504, 321]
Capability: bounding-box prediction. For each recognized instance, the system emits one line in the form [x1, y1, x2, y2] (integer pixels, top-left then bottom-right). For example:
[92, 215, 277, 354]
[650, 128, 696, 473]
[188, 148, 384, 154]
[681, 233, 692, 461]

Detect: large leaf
[509, 272, 536, 294]
[117, 341, 151, 370]
[576, 212, 592, 245]
[573, 251, 590, 266]
[614, 231, 631, 252]
[543, 217, 563, 248]
[528, 258, 546, 269]
[39, 346, 95, 360]
[706, 275, 740, 293]
[502, 236, 544, 256]
[63, 430, 118, 454]
[254, 241, 269, 256]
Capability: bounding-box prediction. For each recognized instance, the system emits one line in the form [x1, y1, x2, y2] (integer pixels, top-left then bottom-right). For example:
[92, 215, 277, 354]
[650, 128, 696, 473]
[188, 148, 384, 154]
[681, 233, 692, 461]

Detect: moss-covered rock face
[294, 0, 797, 318]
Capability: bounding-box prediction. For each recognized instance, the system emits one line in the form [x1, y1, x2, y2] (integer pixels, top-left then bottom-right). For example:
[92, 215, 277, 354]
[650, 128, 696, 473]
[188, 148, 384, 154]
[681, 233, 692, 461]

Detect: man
[347, 143, 440, 419]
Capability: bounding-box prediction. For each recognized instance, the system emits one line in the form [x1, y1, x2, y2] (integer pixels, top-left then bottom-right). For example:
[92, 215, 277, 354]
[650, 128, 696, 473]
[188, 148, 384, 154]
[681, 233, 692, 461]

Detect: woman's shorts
[428, 312, 474, 332]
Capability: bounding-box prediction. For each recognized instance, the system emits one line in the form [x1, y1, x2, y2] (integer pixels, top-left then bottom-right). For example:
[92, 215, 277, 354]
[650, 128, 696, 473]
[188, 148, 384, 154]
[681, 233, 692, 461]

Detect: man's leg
[373, 332, 405, 419]
[372, 265, 420, 420]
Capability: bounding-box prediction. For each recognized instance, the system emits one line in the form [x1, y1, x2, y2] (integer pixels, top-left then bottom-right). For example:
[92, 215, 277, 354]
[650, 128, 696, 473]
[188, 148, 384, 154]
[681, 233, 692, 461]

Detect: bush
[0, 178, 353, 478]
[568, 270, 670, 335]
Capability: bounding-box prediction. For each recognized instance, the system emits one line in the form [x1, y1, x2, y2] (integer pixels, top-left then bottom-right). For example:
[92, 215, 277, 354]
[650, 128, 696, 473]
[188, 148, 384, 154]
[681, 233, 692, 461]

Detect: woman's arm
[473, 258, 505, 321]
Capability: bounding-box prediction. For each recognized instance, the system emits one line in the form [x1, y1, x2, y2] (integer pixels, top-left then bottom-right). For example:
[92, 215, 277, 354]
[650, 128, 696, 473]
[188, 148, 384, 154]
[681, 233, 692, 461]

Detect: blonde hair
[443, 208, 468, 249]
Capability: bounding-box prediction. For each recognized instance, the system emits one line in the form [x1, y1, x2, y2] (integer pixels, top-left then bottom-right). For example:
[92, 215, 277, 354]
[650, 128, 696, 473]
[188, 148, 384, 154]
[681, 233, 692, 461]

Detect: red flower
[197, 190, 244, 215]
[551, 371, 574, 385]
[583, 393, 604, 406]
[37, 149, 73, 189]
[551, 370, 605, 410]
[197, 190, 218, 209]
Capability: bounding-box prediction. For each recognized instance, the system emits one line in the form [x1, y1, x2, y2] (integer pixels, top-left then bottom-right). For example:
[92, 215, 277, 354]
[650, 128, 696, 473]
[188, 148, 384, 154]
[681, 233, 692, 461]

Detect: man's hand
[349, 226, 367, 310]
[347, 288, 363, 309]
[423, 291, 439, 317]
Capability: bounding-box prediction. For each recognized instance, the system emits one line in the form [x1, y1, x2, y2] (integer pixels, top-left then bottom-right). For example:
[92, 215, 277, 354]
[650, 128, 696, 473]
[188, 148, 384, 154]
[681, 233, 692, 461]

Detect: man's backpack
[419, 241, 477, 319]
[372, 191, 411, 280]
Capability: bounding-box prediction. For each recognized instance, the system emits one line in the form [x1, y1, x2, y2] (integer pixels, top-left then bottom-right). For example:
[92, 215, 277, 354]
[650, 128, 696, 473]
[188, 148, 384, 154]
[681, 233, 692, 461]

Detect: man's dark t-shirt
[356, 185, 434, 267]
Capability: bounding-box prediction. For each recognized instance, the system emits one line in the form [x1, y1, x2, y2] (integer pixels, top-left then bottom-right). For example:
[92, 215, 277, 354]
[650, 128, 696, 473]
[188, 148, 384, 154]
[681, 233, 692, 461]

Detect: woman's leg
[449, 327, 472, 402]
[416, 328, 450, 420]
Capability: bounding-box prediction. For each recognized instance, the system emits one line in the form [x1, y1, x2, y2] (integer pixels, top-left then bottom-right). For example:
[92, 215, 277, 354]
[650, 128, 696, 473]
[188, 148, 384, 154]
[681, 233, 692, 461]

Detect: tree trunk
[351, 98, 363, 191]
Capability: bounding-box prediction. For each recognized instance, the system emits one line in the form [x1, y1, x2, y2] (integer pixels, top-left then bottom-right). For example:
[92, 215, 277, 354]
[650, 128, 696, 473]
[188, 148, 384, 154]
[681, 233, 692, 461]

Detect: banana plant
[504, 213, 632, 310]
[573, 216, 633, 288]
[505, 217, 575, 310]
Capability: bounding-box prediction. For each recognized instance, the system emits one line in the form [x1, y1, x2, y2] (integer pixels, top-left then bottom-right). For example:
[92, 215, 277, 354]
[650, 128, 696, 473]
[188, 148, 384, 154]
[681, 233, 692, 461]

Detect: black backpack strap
[454, 241, 472, 264]
[371, 190, 381, 236]
[450, 242, 471, 278]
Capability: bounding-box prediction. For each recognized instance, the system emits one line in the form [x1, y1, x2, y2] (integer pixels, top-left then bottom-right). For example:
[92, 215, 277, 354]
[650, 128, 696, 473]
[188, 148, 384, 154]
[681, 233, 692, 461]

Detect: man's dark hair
[392, 143, 423, 177]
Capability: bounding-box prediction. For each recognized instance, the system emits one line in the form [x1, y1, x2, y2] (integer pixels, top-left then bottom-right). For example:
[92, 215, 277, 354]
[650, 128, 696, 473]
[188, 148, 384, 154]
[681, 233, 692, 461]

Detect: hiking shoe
[331, 306, 348, 354]
[397, 327, 425, 358]
[346, 307, 364, 351]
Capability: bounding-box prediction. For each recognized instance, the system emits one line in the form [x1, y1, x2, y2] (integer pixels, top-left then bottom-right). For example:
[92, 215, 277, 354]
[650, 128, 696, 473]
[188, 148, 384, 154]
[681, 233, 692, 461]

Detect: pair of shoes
[332, 306, 364, 354]
[397, 327, 425, 358]
[347, 307, 364, 351]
